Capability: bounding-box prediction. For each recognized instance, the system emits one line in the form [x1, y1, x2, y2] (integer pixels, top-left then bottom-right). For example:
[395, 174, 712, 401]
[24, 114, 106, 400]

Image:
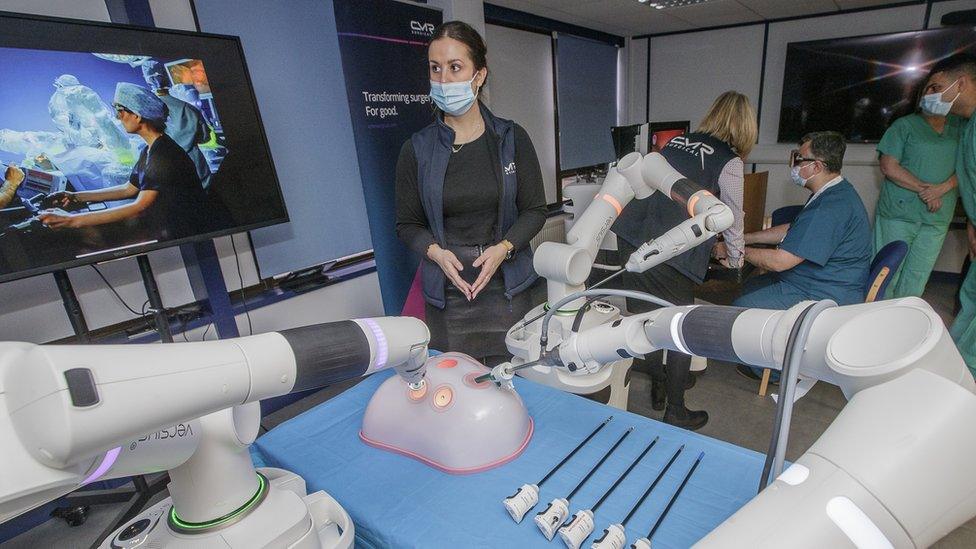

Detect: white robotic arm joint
[624, 163, 735, 274]
[556, 313, 659, 375]
[0, 316, 431, 524]
[533, 151, 734, 307]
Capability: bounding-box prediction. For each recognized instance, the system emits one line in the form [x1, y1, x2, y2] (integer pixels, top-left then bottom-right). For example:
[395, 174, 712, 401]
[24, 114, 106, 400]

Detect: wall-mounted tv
[0, 11, 287, 283]
[778, 26, 976, 143]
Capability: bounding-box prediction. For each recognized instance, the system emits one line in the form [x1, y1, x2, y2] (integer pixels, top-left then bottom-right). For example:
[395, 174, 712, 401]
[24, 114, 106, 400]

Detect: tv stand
[49, 266, 170, 542]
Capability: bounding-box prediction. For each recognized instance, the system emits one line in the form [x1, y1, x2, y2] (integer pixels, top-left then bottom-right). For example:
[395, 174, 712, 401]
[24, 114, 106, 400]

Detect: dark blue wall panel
[557, 35, 618, 170]
[193, 0, 372, 277]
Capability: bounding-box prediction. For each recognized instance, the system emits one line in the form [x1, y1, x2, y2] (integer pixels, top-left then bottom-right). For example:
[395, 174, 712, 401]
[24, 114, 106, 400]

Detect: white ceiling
[487, 0, 902, 37]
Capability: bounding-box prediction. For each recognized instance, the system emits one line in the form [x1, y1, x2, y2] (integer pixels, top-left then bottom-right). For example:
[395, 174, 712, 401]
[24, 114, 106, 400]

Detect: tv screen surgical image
[0, 26, 286, 283]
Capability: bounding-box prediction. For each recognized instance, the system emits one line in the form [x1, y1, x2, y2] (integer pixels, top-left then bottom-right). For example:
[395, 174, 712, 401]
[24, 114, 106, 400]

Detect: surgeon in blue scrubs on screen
[40, 83, 210, 241]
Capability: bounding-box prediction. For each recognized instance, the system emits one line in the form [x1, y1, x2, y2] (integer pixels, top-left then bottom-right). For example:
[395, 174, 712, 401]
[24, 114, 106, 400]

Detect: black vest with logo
[411, 102, 537, 309]
[612, 132, 736, 284]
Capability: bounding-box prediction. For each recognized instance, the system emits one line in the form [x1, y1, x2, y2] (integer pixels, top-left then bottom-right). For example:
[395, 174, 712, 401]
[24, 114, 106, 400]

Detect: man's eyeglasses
[112, 104, 134, 115]
[789, 149, 820, 168]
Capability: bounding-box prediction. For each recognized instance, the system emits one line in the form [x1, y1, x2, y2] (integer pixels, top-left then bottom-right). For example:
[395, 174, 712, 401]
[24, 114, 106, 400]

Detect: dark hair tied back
[430, 21, 488, 74]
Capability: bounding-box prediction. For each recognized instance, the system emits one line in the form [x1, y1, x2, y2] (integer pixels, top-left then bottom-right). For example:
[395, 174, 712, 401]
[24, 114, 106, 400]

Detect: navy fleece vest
[411, 102, 537, 309]
[613, 132, 735, 284]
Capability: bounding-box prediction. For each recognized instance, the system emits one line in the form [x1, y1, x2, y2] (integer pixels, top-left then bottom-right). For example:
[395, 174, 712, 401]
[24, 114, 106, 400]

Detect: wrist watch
[500, 239, 514, 260]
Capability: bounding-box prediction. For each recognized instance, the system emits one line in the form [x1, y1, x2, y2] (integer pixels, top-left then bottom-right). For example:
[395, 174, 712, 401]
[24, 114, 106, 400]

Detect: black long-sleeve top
[395, 123, 547, 254]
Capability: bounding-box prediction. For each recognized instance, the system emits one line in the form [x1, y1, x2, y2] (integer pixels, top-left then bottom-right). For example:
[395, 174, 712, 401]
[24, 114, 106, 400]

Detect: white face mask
[920, 79, 961, 117]
[790, 164, 812, 187]
[429, 74, 479, 117]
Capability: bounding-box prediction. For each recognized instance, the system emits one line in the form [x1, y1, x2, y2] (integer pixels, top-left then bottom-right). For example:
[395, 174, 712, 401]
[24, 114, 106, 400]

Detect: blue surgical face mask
[920, 79, 961, 117]
[430, 74, 478, 117]
[790, 165, 809, 187]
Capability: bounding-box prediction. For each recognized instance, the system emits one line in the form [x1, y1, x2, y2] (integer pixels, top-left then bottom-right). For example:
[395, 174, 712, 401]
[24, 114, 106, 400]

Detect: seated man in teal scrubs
[729, 131, 872, 381]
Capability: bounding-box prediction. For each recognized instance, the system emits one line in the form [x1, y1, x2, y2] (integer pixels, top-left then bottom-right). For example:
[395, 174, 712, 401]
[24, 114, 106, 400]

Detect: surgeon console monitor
[0, 11, 287, 283]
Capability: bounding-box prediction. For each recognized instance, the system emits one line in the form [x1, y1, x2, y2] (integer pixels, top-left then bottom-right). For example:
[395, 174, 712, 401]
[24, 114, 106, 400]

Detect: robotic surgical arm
[556, 298, 973, 395]
[622, 153, 734, 273]
[507, 152, 735, 405]
[0, 316, 429, 524]
[556, 297, 976, 548]
[534, 152, 734, 304]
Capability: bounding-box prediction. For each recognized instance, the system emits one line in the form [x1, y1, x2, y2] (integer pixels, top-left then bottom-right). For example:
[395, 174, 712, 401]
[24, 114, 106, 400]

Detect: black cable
[571, 296, 601, 333]
[90, 265, 147, 317]
[176, 314, 190, 343]
[570, 267, 642, 332]
[201, 323, 213, 341]
[230, 236, 253, 336]
[515, 268, 628, 331]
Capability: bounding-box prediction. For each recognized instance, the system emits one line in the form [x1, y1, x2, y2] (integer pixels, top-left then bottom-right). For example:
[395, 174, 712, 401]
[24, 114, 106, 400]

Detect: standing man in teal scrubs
[873, 73, 961, 298]
[931, 54, 976, 375]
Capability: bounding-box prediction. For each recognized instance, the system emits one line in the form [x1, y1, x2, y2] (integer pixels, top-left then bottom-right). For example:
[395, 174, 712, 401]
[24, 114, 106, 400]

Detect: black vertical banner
[333, 0, 441, 315]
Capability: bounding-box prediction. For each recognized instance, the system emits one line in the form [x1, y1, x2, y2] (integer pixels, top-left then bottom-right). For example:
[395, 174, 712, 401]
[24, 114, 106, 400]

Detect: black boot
[664, 405, 709, 431]
[650, 378, 666, 411]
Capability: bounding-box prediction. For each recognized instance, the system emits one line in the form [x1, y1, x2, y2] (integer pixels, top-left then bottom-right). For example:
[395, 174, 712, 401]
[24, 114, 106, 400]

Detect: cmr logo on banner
[334, 0, 442, 315]
[410, 20, 435, 37]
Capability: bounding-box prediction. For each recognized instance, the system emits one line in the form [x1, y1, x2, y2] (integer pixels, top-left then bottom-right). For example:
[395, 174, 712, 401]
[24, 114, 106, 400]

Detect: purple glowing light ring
[81, 446, 122, 486]
[363, 319, 389, 370]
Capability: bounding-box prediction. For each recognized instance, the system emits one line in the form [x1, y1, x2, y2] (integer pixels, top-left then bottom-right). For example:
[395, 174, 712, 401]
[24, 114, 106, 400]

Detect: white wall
[485, 24, 559, 203]
[755, 4, 925, 220]
[622, 1, 971, 272]
[648, 24, 766, 130]
[424, 0, 487, 42]
[0, 0, 108, 19]
[620, 37, 648, 125]
[0, 0, 385, 343]
[147, 0, 195, 30]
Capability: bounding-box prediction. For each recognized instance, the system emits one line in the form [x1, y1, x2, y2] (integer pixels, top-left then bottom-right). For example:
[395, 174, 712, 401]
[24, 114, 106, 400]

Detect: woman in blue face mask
[395, 21, 547, 366]
[872, 73, 962, 298]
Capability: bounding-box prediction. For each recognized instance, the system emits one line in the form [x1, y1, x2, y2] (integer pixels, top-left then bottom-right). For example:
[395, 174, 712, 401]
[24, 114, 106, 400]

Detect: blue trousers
[733, 274, 806, 310]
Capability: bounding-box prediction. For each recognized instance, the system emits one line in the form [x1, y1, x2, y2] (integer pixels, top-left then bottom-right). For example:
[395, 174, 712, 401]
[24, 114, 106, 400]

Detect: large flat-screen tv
[778, 26, 976, 143]
[0, 12, 287, 283]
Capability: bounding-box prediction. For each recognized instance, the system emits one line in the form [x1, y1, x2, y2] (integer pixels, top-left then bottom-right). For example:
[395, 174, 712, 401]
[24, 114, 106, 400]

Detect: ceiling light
[639, 0, 716, 8]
